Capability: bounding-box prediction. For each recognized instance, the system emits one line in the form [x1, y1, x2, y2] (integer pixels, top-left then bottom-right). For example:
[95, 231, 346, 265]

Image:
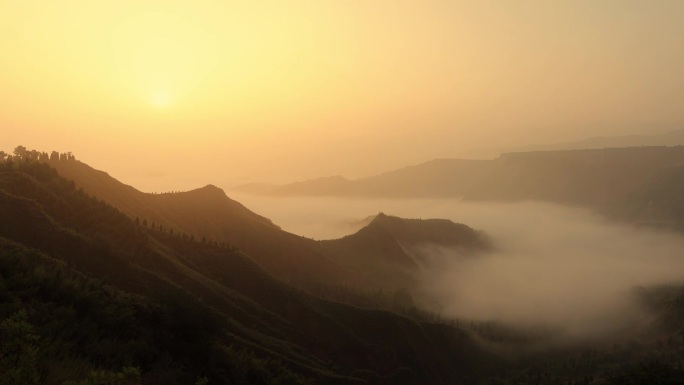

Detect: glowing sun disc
[151, 92, 172, 108]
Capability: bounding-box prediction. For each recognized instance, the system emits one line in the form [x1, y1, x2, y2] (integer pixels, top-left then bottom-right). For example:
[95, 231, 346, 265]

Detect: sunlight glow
[1, 1, 684, 185]
[150, 91, 172, 108]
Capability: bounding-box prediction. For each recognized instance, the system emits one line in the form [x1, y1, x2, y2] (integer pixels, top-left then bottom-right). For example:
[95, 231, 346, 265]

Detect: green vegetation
[0, 238, 311, 384]
[481, 338, 684, 385]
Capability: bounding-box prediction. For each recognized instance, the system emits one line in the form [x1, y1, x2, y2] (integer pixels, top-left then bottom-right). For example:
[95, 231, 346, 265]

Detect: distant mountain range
[235, 146, 684, 230]
[509, 128, 684, 152]
[236, 158, 492, 198]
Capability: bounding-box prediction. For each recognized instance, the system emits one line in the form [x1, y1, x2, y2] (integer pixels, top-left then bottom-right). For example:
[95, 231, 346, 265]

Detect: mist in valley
[233, 193, 684, 342]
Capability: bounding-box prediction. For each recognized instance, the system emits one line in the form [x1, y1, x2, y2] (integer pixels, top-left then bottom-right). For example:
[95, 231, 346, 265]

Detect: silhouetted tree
[0, 311, 40, 385]
[63, 367, 141, 385]
[50, 151, 59, 161]
[13, 145, 27, 160]
[393, 288, 414, 309]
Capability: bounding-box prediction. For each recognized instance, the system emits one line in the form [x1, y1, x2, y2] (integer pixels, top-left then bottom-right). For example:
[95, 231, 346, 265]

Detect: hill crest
[319, 213, 489, 287]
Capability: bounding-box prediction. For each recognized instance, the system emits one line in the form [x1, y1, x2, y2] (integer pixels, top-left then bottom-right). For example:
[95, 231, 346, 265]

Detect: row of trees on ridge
[0, 145, 76, 163]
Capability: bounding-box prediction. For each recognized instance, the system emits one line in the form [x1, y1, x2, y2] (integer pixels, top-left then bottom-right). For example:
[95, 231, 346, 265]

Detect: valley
[4, 3, 684, 383]
[2, 149, 684, 384]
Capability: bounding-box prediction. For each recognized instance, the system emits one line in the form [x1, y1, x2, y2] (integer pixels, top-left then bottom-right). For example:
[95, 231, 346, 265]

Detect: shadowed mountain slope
[0, 160, 501, 384]
[366, 213, 489, 250]
[47, 159, 354, 286]
[318, 214, 489, 289]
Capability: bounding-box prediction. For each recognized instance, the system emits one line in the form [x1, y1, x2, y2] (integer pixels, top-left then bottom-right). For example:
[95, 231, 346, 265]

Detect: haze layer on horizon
[2, 1, 683, 191]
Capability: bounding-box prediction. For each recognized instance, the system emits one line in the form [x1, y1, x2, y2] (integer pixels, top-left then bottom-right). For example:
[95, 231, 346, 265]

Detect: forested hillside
[43, 155, 493, 291]
[45, 157, 355, 287]
[0, 153, 499, 385]
[3, 149, 684, 385]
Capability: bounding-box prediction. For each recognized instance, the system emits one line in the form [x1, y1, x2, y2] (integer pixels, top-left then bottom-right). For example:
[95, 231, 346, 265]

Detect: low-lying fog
[233, 193, 684, 339]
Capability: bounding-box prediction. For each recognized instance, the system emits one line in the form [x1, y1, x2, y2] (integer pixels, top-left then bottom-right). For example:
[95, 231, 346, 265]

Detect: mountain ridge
[47, 159, 355, 286]
[509, 128, 684, 153]
[318, 213, 489, 288]
[0, 157, 501, 384]
[233, 146, 684, 230]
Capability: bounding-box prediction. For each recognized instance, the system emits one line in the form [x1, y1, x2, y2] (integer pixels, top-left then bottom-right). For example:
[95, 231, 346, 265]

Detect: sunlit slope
[49, 159, 354, 285]
[0, 161, 500, 384]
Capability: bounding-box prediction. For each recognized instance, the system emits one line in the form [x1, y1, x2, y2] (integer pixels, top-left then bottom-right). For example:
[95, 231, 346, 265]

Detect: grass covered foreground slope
[0, 159, 499, 385]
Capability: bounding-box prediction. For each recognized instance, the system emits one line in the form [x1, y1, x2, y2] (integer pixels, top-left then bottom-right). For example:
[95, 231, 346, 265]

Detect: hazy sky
[2, 1, 683, 191]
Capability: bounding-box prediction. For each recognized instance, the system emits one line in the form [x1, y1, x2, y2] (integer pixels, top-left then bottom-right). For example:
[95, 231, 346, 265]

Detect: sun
[150, 91, 172, 108]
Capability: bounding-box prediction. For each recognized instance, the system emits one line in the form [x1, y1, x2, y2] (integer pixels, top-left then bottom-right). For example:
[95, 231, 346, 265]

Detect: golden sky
[1, 1, 683, 191]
